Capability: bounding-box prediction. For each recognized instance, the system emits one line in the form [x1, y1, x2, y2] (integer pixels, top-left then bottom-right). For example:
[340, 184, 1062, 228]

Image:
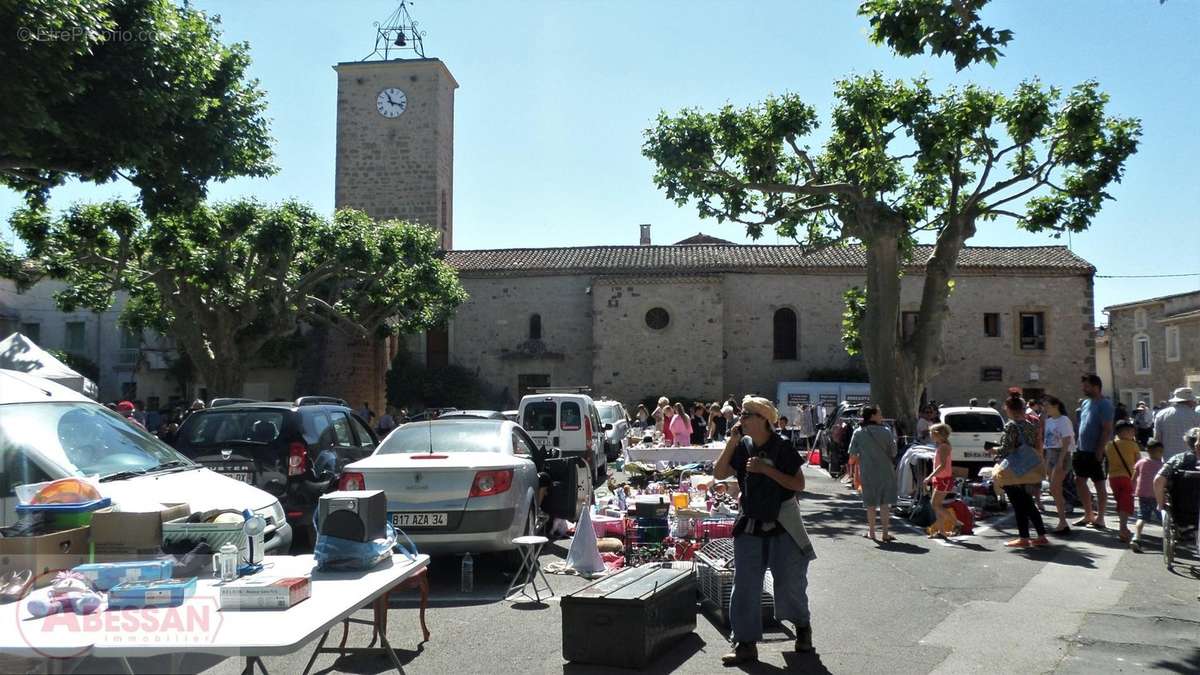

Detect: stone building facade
[438, 241, 1098, 409]
[1103, 290, 1200, 408]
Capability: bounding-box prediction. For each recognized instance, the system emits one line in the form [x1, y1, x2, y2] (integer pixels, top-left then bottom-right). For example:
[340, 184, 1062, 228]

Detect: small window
[944, 412, 1005, 433]
[64, 321, 86, 353]
[1165, 326, 1180, 362]
[349, 416, 376, 448]
[330, 413, 354, 446]
[983, 313, 1000, 338]
[1134, 334, 1151, 374]
[1134, 308, 1147, 330]
[981, 367, 1003, 382]
[511, 431, 536, 457]
[20, 323, 40, 344]
[901, 312, 919, 342]
[1019, 312, 1045, 350]
[522, 401, 557, 432]
[645, 308, 669, 330]
[560, 402, 582, 431]
[773, 308, 798, 360]
[529, 314, 542, 340]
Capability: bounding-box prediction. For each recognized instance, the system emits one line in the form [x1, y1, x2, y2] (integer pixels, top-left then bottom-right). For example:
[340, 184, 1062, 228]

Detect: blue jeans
[729, 533, 811, 643]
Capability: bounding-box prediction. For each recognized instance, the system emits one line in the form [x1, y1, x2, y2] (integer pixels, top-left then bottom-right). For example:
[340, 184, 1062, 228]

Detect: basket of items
[693, 537, 774, 626]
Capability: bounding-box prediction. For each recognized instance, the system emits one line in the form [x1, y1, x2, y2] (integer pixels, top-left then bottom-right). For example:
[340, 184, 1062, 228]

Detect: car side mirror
[603, 423, 613, 431]
[545, 447, 562, 459]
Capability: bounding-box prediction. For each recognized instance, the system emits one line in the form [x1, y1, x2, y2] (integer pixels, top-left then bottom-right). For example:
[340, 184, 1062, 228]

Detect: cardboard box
[219, 576, 311, 610]
[0, 526, 91, 587]
[91, 503, 190, 560]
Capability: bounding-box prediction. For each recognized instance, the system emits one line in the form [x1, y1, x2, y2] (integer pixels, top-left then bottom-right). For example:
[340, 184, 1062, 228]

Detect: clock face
[376, 88, 407, 118]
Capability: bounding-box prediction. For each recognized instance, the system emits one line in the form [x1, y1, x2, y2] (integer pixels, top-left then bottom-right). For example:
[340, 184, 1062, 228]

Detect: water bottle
[460, 552, 474, 593]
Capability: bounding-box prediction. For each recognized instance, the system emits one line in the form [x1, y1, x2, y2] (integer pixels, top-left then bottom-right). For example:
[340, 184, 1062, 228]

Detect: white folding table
[0, 553, 429, 675]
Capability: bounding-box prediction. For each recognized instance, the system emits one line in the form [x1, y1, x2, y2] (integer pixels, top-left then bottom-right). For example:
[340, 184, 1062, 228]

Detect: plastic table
[0, 553, 430, 674]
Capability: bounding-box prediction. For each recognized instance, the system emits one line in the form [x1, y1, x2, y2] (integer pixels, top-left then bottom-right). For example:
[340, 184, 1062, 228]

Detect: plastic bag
[315, 523, 416, 572]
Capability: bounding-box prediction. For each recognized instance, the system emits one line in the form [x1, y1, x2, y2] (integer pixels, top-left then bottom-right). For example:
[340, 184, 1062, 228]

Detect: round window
[645, 307, 670, 330]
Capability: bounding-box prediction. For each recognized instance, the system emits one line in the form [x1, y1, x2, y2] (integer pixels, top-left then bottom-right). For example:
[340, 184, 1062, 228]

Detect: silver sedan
[339, 419, 589, 556]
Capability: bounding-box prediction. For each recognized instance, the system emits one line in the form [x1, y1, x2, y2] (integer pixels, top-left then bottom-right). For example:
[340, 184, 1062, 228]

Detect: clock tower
[333, 57, 457, 248]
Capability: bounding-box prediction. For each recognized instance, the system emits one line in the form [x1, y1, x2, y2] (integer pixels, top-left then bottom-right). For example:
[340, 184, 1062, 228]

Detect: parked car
[595, 399, 630, 462]
[338, 418, 591, 560]
[518, 393, 607, 484]
[172, 398, 377, 545]
[502, 410, 519, 423]
[938, 406, 1005, 475]
[0, 369, 291, 552]
[816, 402, 901, 477]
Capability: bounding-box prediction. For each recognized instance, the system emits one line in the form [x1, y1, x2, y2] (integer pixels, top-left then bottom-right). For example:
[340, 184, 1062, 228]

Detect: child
[1105, 420, 1141, 544]
[924, 423, 958, 538]
[1130, 440, 1165, 553]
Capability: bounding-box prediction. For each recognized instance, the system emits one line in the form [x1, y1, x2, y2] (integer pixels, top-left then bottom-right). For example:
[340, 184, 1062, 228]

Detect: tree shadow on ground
[310, 642, 425, 675]
[1150, 646, 1200, 674]
[561, 632, 707, 674]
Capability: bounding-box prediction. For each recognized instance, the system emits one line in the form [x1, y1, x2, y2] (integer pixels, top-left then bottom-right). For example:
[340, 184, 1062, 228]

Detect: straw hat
[741, 396, 779, 425]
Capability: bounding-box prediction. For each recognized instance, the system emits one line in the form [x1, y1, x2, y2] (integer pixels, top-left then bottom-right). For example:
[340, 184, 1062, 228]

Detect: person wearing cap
[1153, 388, 1200, 459]
[115, 401, 145, 429]
[1133, 401, 1154, 447]
[714, 396, 815, 664]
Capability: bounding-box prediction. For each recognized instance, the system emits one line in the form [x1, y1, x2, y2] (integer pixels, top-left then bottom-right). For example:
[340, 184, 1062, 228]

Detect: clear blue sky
[4, 0, 1197, 323]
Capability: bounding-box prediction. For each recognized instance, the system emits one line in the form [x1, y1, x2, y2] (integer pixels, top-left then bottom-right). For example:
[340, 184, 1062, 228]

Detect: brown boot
[721, 642, 758, 666]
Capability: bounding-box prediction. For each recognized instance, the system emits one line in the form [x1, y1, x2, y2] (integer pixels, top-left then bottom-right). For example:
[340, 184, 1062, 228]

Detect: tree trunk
[859, 230, 918, 436]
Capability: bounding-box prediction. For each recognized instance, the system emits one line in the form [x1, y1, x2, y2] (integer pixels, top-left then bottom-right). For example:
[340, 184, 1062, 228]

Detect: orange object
[30, 478, 102, 505]
[671, 493, 689, 510]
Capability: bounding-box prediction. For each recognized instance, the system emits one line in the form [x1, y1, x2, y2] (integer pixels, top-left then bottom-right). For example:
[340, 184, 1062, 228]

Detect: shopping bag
[808, 449, 821, 466]
[909, 495, 936, 527]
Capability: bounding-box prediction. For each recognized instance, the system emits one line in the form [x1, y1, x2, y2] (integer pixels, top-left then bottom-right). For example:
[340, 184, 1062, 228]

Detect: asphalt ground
[5, 465, 1198, 674]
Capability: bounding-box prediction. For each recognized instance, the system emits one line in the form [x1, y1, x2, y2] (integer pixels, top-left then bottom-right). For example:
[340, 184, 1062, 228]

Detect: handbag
[1000, 444, 1041, 477]
[909, 494, 936, 527]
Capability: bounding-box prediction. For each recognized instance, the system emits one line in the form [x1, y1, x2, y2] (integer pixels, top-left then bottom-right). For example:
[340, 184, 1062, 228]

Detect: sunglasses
[740, 411, 761, 419]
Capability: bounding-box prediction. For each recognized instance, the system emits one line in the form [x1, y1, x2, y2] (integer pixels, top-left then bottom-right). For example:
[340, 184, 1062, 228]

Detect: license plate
[213, 466, 254, 483]
[391, 512, 447, 528]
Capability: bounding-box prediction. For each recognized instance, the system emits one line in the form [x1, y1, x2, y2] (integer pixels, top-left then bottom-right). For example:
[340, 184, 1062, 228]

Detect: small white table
[626, 445, 724, 465]
[0, 553, 429, 674]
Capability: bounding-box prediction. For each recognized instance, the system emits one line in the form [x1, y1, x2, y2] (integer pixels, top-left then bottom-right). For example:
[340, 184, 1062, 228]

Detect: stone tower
[299, 58, 458, 411]
[333, 58, 457, 248]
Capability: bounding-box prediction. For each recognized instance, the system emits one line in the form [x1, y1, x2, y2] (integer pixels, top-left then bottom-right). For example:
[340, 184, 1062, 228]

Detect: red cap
[116, 401, 136, 413]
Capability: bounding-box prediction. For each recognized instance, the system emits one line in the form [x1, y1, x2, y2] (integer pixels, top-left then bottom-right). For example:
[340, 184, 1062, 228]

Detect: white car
[939, 406, 1006, 472]
[338, 418, 590, 558]
[595, 399, 630, 462]
[0, 369, 292, 552]
[517, 393, 607, 485]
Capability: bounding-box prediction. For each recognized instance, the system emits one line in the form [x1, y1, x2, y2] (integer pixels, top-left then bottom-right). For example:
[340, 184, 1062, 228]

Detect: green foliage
[12, 198, 467, 394]
[841, 286, 867, 357]
[644, 75, 1140, 248]
[0, 0, 275, 214]
[858, 0, 1014, 70]
[385, 350, 496, 410]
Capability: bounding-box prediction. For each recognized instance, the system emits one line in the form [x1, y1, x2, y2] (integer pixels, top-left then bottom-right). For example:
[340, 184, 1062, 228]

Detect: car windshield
[377, 421, 505, 454]
[522, 402, 556, 432]
[181, 410, 287, 446]
[597, 405, 623, 423]
[945, 412, 1005, 433]
[0, 402, 194, 480]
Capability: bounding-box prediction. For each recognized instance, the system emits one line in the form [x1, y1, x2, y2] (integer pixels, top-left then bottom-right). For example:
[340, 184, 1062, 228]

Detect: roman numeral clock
[376, 87, 407, 118]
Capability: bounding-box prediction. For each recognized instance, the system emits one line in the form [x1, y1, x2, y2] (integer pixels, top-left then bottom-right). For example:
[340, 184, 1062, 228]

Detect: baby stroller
[1162, 469, 1200, 570]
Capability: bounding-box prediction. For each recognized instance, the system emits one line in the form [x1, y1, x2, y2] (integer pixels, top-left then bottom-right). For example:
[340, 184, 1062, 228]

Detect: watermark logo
[14, 572, 225, 659]
[16, 27, 166, 43]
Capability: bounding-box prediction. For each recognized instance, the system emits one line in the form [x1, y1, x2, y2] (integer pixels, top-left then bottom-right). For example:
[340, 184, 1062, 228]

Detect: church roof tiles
[444, 244, 1094, 277]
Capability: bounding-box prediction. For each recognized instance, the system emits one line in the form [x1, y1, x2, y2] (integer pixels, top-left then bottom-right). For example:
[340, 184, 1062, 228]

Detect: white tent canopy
[0, 332, 99, 399]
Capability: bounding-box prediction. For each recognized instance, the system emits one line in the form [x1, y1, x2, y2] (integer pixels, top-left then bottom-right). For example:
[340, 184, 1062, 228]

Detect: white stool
[505, 535, 553, 603]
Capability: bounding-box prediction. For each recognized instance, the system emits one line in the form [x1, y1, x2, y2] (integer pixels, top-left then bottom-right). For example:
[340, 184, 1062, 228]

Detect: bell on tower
[364, 1, 426, 61]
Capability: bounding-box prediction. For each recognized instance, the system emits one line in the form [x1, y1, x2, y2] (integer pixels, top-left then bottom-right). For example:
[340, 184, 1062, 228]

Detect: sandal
[1052, 524, 1071, 535]
[1005, 538, 1032, 548]
[881, 534, 897, 542]
[1030, 536, 1051, 547]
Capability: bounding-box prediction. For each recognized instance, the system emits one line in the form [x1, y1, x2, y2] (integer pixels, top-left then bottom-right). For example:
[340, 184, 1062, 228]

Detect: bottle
[460, 552, 474, 593]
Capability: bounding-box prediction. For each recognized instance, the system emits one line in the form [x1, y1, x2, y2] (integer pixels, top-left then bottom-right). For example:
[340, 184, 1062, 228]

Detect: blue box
[108, 577, 196, 609]
[74, 560, 174, 592]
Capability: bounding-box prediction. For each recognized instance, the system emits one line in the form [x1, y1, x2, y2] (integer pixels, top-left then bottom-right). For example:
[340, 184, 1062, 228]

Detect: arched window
[773, 308, 797, 360]
[529, 314, 542, 340]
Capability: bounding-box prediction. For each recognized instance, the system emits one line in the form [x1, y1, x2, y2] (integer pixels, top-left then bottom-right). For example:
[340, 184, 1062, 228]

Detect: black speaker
[317, 490, 388, 542]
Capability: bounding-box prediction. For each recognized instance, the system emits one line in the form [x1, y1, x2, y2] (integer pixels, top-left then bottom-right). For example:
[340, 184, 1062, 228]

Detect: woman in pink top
[662, 404, 675, 446]
[669, 402, 692, 447]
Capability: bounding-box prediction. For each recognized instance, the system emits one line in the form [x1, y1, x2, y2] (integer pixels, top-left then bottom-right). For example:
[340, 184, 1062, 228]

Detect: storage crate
[162, 518, 262, 569]
[694, 538, 774, 627]
[562, 563, 697, 669]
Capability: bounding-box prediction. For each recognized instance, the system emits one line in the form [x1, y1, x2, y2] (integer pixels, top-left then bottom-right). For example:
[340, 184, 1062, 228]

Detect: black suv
[172, 397, 378, 545]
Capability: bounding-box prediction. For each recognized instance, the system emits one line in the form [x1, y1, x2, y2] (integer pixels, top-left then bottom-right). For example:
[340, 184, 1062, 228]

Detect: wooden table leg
[417, 573, 430, 642]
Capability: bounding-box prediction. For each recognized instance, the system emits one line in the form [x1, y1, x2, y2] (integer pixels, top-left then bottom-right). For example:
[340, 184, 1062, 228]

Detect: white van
[939, 406, 1006, 473]
[518, 393, 607, 484]
[0, 370, 292, 552]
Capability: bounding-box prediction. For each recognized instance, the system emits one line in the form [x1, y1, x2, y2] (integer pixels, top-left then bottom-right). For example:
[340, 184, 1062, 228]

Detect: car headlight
[256, 501, 285, 528]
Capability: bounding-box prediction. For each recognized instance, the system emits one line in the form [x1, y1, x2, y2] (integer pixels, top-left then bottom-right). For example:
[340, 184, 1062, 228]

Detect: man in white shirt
[1154, 388, 1200, 459]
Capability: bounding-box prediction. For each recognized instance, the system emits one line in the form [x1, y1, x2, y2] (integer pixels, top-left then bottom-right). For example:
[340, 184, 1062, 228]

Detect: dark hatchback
[172, 399, 378, 544]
